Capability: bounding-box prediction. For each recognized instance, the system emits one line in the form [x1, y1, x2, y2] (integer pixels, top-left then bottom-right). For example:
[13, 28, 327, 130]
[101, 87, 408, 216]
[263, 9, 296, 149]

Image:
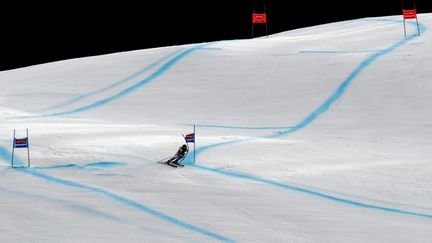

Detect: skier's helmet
[182, 144, 187, 150]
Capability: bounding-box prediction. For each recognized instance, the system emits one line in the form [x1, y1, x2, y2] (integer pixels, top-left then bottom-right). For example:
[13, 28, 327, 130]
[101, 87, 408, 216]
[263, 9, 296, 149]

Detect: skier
[166, 144, 188, 166]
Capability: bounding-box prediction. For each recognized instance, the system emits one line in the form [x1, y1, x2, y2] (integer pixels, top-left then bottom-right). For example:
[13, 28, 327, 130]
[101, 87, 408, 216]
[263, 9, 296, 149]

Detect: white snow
[1, 14, 432, 242]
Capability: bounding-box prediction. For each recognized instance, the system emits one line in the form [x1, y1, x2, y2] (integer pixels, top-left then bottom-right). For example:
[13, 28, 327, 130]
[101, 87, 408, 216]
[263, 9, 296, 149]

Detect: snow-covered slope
[1, 15, 432, 242]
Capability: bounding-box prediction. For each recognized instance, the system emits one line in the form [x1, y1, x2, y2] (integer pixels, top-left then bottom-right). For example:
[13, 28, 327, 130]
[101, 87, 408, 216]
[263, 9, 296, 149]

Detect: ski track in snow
[1, 18, 430, 242]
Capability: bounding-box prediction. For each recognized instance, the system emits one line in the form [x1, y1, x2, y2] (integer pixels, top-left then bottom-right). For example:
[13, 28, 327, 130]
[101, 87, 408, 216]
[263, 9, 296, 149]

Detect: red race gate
[252, 5, 269, 38]
[401, 0, 420, 37]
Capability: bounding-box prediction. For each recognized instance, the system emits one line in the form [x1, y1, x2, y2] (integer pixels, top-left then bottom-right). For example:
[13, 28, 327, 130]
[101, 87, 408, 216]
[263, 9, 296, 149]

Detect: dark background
[1, 0, 431, 71]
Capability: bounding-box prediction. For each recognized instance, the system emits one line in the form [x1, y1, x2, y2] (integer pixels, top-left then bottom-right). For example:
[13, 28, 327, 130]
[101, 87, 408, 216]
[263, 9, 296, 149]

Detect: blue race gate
[12, 128, 30, 167]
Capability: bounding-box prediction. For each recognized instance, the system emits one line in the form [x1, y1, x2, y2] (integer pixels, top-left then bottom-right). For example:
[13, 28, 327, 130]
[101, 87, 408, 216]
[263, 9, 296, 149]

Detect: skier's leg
[171, 159, 179, 165]
[172, 155, 184, 165]
[167, 154, 179, 164]
[166, 156, 175, 164]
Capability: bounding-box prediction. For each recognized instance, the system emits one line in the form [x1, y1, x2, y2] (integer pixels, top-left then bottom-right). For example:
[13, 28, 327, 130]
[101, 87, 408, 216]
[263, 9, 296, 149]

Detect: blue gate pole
[11, 129, 15, 167]
[193, 125, 196, 163]
[26, 128, 30, 167]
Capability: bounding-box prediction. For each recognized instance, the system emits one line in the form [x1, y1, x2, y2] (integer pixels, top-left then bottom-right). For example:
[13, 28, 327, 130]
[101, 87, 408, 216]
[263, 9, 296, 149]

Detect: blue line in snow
[270, 21, 426, 138]
[0, 146, 232, 242]
[37, 49, 184, 112]
[191, 164, 432, 219]
[46, 43, 213, 117]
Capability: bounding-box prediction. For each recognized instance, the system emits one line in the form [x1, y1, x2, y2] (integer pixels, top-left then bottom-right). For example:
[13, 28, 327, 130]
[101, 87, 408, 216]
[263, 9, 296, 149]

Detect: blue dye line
[184, 20, 431, 219]
[192, 164, 432, 219]
[37, 49, 184, 112]
[46, 43, 213, 117]
[270, 21, 426, 138]
[0, 146, 232, 242]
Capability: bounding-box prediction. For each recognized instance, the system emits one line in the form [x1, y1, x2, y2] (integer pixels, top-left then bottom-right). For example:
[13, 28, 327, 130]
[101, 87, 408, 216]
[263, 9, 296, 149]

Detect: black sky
[1, 0, 431, 71]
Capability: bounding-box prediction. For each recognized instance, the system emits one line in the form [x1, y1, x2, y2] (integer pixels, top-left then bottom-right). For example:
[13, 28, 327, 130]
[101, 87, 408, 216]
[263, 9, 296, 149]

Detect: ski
[173, 163, 184, 167]
[158, 161, 179, 168]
